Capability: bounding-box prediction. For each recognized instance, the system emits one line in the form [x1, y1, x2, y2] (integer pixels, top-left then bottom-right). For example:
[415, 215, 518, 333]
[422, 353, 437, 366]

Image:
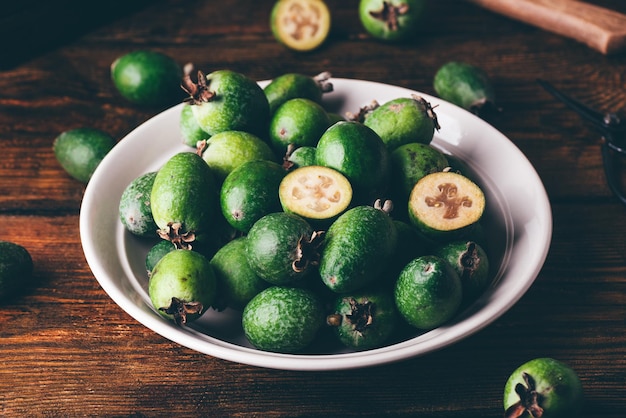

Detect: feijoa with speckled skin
[242, 286, 325, 353]
[394, 255, 462, 330]
[433, 240, 490, 303]
[315, 121, 390, 203]
[269, 98, 331, 154]
[220, 160, 286, 233]
[327, 287, 398, 350]
[264, 72, 333, 114]
[503, 358, 583, 418]
[359, 0, 428, 42]
[111, 50, 183, 107]
[184, 69, 269, 138]
[0, 241, 33, 301]
[364, 96, 439, 151]
[319, 204, 397, 293]
[209, 237, 269, 311]
[150, 152, 218, 247]
[119, 171, 158, 237]
[148, 249, 217, 324]
[245, 212, 319, 286]
[198, 130, 277, 182]
[53, 128, 115, 183]
[433, 61, 495, 114]
[180, 103, 209, 148]
[284, 145, 317, 169]
[145, 240, 176, 273]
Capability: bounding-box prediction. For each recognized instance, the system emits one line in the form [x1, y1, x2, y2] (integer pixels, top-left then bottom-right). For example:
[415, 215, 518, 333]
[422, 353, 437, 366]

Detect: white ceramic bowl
[80, 78, 552, 371]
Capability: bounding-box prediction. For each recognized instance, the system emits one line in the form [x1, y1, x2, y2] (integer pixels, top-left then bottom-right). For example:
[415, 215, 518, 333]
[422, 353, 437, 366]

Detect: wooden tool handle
[466, 0, 626, 54]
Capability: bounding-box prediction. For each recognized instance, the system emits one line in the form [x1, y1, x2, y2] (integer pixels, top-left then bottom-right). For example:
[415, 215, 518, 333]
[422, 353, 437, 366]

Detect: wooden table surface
[2, 0, 626, 416]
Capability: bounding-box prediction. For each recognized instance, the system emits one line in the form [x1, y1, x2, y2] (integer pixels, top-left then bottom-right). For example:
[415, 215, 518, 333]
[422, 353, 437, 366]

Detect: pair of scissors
[537, 79, 626, 205]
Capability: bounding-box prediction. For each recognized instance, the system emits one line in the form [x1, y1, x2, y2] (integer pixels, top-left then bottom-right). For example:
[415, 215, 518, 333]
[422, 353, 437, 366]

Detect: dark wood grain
[1, 0, 626, 416]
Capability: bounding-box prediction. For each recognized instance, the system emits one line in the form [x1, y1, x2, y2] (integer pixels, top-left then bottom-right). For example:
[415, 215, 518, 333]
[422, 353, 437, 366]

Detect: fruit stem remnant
[292, 230, 325, 272]
[412, 94, 441, 131]
[346, 100, 380, 122]
[159, 297, 204, 326]
[373, 198, 394, 214]
[181, 63, 215, 105]
[346, 297, 375, 336]
[157, 222, 196, 250]
[369, 1, 410, 31]
[504, 372, 545, 418]
[313, 71, 334, 93]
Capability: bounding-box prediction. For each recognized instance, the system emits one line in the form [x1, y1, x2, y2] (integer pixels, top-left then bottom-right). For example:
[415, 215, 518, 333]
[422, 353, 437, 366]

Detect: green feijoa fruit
[0, 241, 33, 301]
[148, 249, 217, 324]
[183, 68, 270, 138]
[319, 203, 397, 293]
[209, 237, 269, 311]
[53, 128, 115, 183]
[220, 160, 286, 233]
[283, 145, 317, 170]
[389, 143, 449, 210]
[264, 72, 333, 114]
[408, 171, 485, 241]
[145, 240, 176, 273]
[179, 103, 209, 148]
[246, 212, 321, 285]
[151, 152, 218, 247]
[270, 0, 331, 52]
[242, 286, 324, 353]
[433, 240, 490, 303]
[316, 121, 390, 202]
[364, 96, 439, 151]
[198, 130, 277, 182]
[359, 0, 428, 42]
[504, 358, 583, 417]
[327, 287, 398, 351]
[394, 255, 462, 330]
[111, 50, 183, 107]
[279, 165, 352, 226]
[119, 171, 158, 237]
[269, 98, 331, 154]
[433, 61, 495, 115]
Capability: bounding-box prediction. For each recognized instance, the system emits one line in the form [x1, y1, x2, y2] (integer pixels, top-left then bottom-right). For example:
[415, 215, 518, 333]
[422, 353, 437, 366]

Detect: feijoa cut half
[270, 0, 331, 52]
[279, 165, 352, 224]
[408, 171, 485, 241]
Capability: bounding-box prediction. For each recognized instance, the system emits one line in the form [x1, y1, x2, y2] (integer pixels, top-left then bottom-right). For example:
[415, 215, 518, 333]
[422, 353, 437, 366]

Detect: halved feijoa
[270, 0, 331, 52]
[279, 165, 352, 224]
[408, 171, 485, 241]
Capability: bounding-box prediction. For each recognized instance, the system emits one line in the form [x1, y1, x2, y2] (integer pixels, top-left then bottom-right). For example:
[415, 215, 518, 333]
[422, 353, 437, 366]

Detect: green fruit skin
[433, 61, 495, 113]
[151, 152, 218, 242]
[433, 240, 490, 303]
[190, 70, 270, 137]
[269, 98, 331, 154]
[242, 286, 324, 353]
[394, 255, 462, 330]
[286, 146, 317, 169]
[390, 143, 449, 207]
[319, 205, 397, 293]
[503, 358, 583, 417]
[364, 97, 436, 151]
[53, 128, 115, 183]
[209, 237, 269, 311]
[200, 130, 277, 182]
[119, 171, 158, 237]
[264, 73, 324, 114]
[0, 241, 33, 300]
[111, 50, 183, 107]
[145, 240, 176, 273]
[148, 249, 217, 323]
[359, 0, 428, 42]
[245, 212, 314, 285]
[331, 288, 398, 351]
[387, 220, 429, 281]
[315, 121, 390, 202]
[220, 160, 286, 233]
[180, 104, 209, 147]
